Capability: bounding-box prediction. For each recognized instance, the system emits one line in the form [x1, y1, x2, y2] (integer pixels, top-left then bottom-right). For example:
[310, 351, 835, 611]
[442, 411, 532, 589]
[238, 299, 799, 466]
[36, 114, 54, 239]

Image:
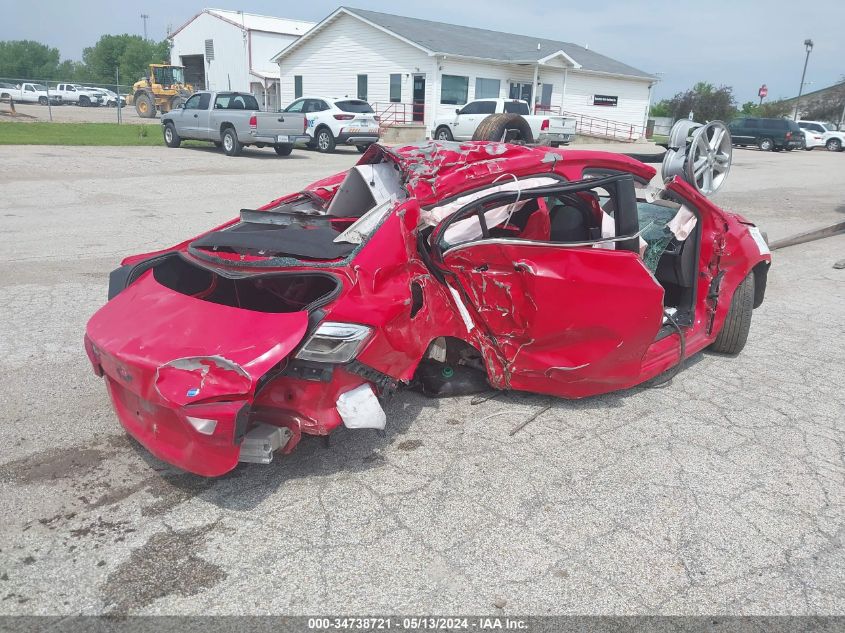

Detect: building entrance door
[413, 74, 425, 122]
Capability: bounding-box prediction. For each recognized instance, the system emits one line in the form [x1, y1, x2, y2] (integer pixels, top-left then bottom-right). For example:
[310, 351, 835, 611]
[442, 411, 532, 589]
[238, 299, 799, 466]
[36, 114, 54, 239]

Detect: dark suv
[728, 117, 803, 151]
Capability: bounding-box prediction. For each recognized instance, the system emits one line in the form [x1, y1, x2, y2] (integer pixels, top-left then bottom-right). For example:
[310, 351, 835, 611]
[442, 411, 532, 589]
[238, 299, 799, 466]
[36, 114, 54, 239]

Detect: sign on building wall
[593, 94, 618, 107]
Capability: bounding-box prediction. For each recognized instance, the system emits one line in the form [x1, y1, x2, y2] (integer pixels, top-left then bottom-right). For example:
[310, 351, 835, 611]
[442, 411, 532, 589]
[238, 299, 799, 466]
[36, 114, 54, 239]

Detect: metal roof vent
[205, 39, 215, 61]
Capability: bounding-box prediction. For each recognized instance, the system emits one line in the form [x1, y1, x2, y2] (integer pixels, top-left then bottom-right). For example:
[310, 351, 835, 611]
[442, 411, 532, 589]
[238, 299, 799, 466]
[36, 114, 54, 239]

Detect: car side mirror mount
[455, 108, 460, 114]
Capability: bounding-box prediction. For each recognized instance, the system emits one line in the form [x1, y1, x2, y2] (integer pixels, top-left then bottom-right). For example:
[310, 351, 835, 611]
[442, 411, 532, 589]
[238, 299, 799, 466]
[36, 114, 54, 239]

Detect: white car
[84, 87, 126, 108]
[432, 98, 577, 147]
[283, 96, 380, 153]
[798, 120, 845, 152]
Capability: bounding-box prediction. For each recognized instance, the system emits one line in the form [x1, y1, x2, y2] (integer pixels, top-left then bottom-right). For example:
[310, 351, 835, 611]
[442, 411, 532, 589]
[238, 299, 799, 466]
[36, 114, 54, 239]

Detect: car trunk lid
[86, 269, 309, 406]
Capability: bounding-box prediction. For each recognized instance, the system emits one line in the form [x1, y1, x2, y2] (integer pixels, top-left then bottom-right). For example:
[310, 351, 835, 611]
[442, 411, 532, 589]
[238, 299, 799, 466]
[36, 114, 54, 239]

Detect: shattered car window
[636, 200, 697, 272]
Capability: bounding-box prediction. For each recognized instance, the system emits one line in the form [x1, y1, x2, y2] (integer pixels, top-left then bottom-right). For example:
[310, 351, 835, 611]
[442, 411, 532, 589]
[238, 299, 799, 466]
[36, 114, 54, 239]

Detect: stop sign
[758, 84, 768, 98]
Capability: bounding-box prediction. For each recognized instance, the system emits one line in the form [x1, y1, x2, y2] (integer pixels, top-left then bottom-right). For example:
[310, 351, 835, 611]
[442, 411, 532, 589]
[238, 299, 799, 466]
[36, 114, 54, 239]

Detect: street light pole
[140, 14, 150, 40]
[794, 38, 814, 120]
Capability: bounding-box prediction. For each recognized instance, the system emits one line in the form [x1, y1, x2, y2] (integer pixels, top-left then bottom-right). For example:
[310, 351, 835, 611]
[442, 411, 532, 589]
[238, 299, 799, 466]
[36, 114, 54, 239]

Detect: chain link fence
[0, 75, 131, 123]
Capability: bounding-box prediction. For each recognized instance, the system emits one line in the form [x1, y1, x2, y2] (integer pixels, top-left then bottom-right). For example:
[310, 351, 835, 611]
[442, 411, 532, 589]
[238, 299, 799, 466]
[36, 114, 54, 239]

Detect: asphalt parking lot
[0, 142, 843, 615]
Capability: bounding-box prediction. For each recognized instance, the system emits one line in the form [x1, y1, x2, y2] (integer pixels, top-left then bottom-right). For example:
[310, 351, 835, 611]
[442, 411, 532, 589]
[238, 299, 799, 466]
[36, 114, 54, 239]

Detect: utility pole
[140, 14, 150, 40]
[793, 39, 813, 120]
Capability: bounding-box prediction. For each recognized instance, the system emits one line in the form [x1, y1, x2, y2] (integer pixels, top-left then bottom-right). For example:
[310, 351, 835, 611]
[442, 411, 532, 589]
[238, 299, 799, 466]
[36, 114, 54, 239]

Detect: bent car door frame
[429, 174, 665, 398]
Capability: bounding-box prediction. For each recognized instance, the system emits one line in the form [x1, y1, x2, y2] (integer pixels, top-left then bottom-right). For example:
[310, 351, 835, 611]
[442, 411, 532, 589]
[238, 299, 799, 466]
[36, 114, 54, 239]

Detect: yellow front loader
[126, 64, 194, 118]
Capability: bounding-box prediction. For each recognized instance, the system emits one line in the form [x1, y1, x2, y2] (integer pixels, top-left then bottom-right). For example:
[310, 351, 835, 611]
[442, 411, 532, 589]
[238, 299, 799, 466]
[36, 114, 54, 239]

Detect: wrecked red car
[86, 128, 771, 477]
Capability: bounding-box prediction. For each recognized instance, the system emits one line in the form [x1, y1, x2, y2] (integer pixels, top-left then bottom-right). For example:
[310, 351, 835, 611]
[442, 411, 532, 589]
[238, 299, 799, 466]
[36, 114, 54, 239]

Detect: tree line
[0, 36, 170, 87]
[647, 81, 832, 122]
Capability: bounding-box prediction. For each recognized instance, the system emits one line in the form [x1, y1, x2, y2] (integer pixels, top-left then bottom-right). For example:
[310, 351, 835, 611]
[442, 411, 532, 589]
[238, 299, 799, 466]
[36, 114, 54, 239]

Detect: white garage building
[169, 8, 314, 110]
[273, 8, 657, 139]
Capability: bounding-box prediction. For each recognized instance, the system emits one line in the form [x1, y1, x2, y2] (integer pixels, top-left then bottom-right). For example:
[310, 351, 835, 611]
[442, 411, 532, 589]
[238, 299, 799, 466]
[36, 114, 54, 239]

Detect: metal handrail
[371, 101, 423, 127]
[562, 110, 644, 141]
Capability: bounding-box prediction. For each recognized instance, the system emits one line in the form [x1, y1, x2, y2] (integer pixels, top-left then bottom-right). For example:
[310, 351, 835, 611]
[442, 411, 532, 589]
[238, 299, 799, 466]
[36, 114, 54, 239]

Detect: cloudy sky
[4, 0, 843, 102]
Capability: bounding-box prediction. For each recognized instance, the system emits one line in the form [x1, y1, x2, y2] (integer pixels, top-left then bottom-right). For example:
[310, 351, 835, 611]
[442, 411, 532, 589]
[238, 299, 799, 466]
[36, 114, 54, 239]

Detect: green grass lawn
[0, 122, 167, 146]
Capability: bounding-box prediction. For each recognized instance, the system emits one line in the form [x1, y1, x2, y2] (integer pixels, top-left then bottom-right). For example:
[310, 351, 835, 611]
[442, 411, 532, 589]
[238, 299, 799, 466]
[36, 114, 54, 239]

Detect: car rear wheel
[434, 126, 453, 141]
[274, 144, 293, 156]
[804, 146, 814, 151]
[163, 123, 181, 148]
[38, 96, 48, 106]
[315, 128, 336, 153]
[79, 95, 90, 107]
[710, 274, 755, 355]
[221, 127, 242, 156]
[758, 137, 774, 151]
[826, 138, 842, 152]
[355, 144, 371, 153]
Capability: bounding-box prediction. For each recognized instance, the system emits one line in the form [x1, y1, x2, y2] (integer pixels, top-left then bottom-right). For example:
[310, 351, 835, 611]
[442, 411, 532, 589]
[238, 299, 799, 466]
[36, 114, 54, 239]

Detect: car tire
[804, 146, 814, 151]
[710, 273, 755, 355]
[355, 144, 370, 154]
[826, 138, 842, 152]
[163, 123, 181, 148]
[434, 126, 453, 141]
[274, 144, 293, 156]
[315, 128, 336, 153]
[79, 95, 90, 107]
[758, 137, 774, 151]
[38, 96, 48, 106]
[472, 113, 535, 144]
[221, 127, 242, 156]
[784, 146, 793, 151]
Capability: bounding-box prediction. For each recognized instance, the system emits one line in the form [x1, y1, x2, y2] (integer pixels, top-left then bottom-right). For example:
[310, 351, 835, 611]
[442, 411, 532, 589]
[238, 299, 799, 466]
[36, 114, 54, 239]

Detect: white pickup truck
[432, 98, 576, 146]
[0, 82, 61, 105]
[53, 83, 104, 107]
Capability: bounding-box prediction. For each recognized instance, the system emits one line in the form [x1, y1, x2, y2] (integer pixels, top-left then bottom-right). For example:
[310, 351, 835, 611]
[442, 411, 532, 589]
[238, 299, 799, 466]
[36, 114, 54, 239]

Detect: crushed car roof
[374, 141, 657, 205]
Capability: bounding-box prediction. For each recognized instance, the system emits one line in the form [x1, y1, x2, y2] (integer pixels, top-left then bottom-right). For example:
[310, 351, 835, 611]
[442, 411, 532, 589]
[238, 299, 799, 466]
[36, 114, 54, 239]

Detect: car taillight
[334, 114, 354, 120]
[249, 115, 257, 128]
[540, 119, 550, 131]
[785, 131, 792, 139]
[303, 116, 307, 132]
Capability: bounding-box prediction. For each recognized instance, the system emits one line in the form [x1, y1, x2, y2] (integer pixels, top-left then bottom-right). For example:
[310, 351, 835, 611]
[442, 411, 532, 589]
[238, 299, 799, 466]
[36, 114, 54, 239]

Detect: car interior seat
[548, 195, 595, 242]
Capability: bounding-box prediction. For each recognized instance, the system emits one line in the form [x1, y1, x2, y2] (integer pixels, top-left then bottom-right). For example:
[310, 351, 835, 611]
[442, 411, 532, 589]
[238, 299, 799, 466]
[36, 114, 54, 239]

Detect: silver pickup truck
[161, 91, 309, 157]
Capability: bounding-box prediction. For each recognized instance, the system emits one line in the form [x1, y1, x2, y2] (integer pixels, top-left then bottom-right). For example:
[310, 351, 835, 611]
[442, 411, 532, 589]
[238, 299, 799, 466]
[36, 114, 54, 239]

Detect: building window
[294, 75, 302, 99]
[475, 77, 500, 99]
[357, 74, 368, 101]
[389, 74, 402, 103]
[509, 82, 532, 103]
[441, 75, 469, 105]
